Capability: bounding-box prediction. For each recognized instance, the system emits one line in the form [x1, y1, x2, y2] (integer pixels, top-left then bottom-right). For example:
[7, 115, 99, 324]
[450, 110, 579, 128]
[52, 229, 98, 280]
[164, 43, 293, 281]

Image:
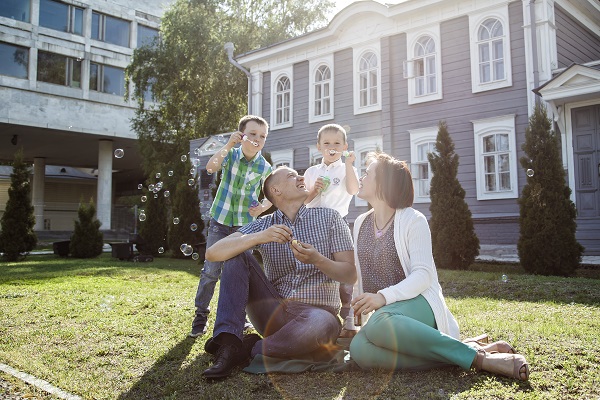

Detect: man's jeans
[213, 251, 341, 358]
[194, 218, 240, 323]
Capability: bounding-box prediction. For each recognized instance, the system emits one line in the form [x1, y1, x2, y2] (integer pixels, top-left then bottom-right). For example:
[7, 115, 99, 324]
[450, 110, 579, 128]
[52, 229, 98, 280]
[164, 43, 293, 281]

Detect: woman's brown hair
[366, 152, 414, 209]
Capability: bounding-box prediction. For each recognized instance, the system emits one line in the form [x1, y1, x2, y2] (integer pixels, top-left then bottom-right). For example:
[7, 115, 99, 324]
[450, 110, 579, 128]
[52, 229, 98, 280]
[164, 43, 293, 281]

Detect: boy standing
[190, 115, 272, 337]
[303, 123, 359, 337]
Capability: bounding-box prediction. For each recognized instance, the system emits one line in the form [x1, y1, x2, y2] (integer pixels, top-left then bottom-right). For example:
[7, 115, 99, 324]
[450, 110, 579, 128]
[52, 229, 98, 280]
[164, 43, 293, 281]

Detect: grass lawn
[1, 254, 599, 399]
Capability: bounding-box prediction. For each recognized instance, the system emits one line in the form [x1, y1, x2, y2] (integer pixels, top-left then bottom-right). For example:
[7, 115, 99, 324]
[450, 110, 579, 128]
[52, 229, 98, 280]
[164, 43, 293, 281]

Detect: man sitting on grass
[202, 166, 355, 379]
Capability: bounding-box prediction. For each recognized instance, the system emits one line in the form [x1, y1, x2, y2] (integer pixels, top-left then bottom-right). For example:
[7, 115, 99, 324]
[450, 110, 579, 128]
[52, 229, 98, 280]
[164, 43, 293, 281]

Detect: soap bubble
[190, 223, 198, 231]
[155, 172, 161, 179]
[148, 184, 155, 191]
[501, 274, 508, 283]
[190, 168, 196, 175]
[192, 252, 200, 261]
[141, 195, 147, 202]
[173, 217, 180, 225]
[139, 212, 146, 222]
[183, 245, 193, 257]
[526, 169, 534, 177]
[158, 247, 164, 254]
[181, 154, 187, 162]
[201, 215, 206, 221]
[163, 190, 170, 198]
[207, 142, 217, 151]
[180, 243, 187, 252]
[137, 184, 143, 190]
[153, 193, 158, 198]
[114, 149, 124, 158]
[187, 178, 195, 186]
[168, 170, 174, 177]
[221, 149, 228, 157]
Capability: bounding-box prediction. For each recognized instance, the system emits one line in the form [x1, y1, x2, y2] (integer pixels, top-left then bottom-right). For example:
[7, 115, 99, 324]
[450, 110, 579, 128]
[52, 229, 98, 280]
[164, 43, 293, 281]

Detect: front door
[572, 104, 600, 254]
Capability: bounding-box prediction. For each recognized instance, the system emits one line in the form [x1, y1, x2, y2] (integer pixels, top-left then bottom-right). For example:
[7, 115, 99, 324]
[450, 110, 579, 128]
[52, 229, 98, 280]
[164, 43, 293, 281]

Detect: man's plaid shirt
[238, 206, 354, 310]
[210, 146, 272, 227]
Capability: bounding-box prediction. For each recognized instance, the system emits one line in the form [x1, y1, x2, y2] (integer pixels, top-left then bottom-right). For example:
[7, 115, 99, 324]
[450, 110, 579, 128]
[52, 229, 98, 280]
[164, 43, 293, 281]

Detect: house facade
[228, 0, 600, 254]
[0, 0, 171, 232]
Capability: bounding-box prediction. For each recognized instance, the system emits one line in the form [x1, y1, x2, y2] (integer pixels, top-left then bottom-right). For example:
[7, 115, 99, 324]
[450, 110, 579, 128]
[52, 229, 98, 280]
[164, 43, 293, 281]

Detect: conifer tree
[0, 149, 37, 261]
[168, 156, 205, 259]
[137, 182, 169, 256]
[70, 199, 103, 258]
[518, 103, 583, 276]
[428, 121, 479, 269]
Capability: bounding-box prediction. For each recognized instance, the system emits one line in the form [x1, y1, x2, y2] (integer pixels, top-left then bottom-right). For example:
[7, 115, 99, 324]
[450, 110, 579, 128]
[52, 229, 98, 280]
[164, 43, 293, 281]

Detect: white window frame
[270, 66, 293, 130]
[353, 42, 382, 115]
[353, 136, 383, 207]
[409, 126, 438, 203]
[309, 55, 334, 123]
[469, 6, 512, 93]
[472, 114, 518, 200]
[308, 145, 323, 167]
[270, 149, 294, 169]
[406, 25, 442, 105]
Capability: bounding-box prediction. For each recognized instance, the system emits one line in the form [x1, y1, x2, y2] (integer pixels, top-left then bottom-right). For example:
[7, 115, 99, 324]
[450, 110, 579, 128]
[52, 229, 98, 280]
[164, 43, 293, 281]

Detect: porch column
[32, 157, 45, 231]
[97, 140, 113, 229]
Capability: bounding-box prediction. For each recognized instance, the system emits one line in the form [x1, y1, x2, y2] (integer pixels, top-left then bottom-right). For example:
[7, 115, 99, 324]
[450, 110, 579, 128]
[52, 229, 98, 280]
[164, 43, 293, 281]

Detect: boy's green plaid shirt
[210, 146, 272, 226]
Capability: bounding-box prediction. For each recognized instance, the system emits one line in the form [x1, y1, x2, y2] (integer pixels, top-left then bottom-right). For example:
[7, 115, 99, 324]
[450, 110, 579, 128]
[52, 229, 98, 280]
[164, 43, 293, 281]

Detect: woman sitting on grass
[349, 152, 529, 381]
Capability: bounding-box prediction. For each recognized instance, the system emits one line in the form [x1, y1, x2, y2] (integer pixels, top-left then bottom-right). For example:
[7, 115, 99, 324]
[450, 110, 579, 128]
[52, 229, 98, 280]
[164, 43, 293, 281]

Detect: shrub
[428, 121, 479, 269]
[0, 149, 37, 261]
[70, 199, 104, 258]
[518, 103, 583, 276]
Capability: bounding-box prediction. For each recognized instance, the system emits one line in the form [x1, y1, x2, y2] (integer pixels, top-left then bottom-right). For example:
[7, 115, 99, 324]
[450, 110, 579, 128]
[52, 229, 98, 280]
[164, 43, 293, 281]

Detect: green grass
[1, 255, 599, 399]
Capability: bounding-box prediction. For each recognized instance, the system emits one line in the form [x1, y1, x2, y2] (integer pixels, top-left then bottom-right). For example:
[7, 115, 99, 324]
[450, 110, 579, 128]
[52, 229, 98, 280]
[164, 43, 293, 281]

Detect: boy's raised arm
[205, 132, 242, 173]
[345, 151, 359, 195]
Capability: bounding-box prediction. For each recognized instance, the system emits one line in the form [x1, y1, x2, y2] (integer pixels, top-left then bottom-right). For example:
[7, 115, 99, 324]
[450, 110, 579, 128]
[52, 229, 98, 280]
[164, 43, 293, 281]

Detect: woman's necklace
[374, 213, 395, 238]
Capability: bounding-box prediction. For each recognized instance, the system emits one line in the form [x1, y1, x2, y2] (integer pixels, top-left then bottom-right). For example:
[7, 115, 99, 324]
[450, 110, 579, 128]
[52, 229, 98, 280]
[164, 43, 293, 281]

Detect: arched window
[414, 36, 436, 96]
[478, 18, 505, 83]
[359, 51, 378, 107]
[275, 75, 291, 125]
[314, 65, 331, 117]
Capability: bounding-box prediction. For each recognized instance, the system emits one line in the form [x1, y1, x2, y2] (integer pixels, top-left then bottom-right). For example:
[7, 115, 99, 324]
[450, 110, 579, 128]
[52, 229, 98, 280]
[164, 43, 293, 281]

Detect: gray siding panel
[555, 5, 600, 68]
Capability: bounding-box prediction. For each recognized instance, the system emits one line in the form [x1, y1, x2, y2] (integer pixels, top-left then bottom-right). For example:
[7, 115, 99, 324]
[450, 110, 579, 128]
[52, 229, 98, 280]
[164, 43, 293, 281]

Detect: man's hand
[290, 239, 323, 265]
[259, 224, 293, 244]
[351, 293, 386, 316]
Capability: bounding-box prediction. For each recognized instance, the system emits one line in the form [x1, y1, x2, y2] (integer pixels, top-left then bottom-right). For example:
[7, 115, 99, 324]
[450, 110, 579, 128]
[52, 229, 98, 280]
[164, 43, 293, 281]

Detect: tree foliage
[428, 121, 479, 269]
[518, 103, 583, 276]
[70, 199, 104, 258]
[126, 0, 333, 174]
[0, 149, 37, 261]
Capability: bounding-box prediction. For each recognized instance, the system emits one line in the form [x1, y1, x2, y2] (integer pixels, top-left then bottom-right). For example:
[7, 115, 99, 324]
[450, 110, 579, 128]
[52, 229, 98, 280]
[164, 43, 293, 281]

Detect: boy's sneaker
[189, 315, 208, 338]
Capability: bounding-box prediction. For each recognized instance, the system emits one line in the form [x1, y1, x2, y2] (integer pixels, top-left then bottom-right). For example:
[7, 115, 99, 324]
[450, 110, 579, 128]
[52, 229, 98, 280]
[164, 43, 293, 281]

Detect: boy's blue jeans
[194, 218, 240, 324]
[213, 250, 341, 358]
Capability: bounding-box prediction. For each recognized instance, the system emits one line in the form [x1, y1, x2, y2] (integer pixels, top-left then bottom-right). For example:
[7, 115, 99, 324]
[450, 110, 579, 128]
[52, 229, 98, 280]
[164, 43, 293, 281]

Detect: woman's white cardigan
[353, 207, 460, 339]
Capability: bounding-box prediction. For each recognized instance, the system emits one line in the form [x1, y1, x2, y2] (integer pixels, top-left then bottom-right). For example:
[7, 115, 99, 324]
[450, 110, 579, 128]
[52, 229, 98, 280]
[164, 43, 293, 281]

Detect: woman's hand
[351, 292, 386, 316]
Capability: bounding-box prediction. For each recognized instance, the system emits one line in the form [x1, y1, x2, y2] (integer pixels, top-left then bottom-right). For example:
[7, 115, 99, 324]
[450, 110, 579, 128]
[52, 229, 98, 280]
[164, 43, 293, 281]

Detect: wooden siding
[555, 4, 600, 68]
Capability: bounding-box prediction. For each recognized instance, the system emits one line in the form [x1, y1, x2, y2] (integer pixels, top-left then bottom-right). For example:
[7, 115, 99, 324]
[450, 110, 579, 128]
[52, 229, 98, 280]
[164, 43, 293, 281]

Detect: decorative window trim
[353, 136, 383, 207]
[406, 25, 442, 105]
[270, 65, 293, 130]
[409, 126, 438, 203]
[468, 6, 512, 93]
[353, 41, 382, 115]
[270, 149, 294, 169]
[472, 114, 518, 200]
[308, 55, 334, 123]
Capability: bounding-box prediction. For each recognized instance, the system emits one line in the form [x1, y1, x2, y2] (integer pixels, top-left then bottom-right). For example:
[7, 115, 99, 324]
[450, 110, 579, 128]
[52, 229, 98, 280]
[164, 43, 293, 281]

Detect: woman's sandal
[463, 334, 516, 354]
[466, 340, 516, 354]
[474, 350, 530, 381]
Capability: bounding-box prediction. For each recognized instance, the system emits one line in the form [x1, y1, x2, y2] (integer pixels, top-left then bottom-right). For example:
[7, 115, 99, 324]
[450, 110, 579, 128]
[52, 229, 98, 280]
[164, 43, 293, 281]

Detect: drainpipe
[224, 42, 252, 115]
[530, 0, 540, 104]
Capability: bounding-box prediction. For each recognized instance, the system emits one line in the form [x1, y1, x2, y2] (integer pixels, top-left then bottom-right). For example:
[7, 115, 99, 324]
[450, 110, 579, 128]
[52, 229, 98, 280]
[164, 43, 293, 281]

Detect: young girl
[349, 152, 529, 380]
